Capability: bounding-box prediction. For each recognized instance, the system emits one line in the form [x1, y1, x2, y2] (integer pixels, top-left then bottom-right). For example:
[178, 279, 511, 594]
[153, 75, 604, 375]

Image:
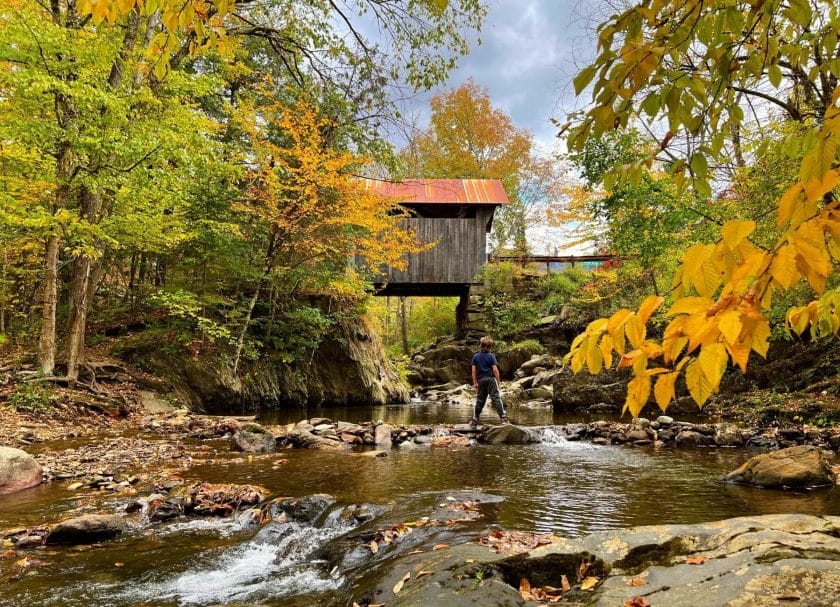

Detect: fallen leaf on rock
[561, 574, 571, 592]
[432, 543, 448, 551]
[393, 571, 410, 594]
[686, 556, 708, 565]
[478, 530, 554, 555]
[0, 550, 17, 559]
[416, 570, 432, 580]
[628, 577, 647, 586]
[519, 577, 533, 600]
[579, 561, 590, 579]
[369, 540, 379, 553]
[625, 597, 651, 607]
[114, 562, 124, 567]
[580, 576, 600, 591]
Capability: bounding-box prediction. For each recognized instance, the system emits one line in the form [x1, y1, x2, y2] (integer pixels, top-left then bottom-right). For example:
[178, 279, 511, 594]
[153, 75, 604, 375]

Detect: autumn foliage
[564, 0, 840, 417]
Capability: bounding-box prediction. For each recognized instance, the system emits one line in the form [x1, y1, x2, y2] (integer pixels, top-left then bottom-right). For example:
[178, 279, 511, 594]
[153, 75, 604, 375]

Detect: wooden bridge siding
[384, 215, 486, 284]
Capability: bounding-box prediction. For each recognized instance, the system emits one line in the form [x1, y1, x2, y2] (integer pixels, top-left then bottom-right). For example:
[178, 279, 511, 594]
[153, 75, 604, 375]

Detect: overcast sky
[400, 0, 599, 154]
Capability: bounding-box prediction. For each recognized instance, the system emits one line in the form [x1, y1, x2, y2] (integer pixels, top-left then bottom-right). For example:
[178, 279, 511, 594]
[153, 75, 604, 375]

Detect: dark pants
[475, 376, 505, 419]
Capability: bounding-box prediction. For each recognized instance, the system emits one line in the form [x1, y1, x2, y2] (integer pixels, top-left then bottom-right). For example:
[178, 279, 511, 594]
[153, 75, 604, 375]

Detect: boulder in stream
[47, 514, 127, 545]
[231, 423, 276, 453]
[724, 444, 835, 487]
[482, 424, 538, 444]
[0, 446, 42, 495]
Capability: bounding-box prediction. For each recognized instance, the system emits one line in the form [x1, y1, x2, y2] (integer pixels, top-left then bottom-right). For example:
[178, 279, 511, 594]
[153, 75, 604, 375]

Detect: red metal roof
[360, 178, 509, 205]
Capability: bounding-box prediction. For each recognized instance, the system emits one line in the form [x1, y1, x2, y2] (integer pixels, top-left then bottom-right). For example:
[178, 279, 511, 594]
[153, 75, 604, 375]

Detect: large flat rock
[375, 513, 840, 607]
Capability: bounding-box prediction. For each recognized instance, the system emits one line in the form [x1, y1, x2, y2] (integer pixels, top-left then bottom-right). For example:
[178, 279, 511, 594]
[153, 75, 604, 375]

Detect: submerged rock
[724, 444, 835, 487]
[47, 514, 127, 545]
[0, 446, 42, 495]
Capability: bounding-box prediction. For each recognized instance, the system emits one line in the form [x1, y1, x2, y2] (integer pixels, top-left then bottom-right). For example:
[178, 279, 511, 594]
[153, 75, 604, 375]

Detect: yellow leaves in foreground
[562, 207, 840, 416]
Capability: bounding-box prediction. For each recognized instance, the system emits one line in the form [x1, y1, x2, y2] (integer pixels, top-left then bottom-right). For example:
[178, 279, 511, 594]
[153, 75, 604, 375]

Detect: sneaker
[469, 417, 479, 428]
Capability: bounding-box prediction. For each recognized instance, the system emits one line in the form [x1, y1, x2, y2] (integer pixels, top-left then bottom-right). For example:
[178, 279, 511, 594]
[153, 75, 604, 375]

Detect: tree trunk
[399, 296, 410, 356]
[65, 256, 92, 381]
[39, 233, 60, 376]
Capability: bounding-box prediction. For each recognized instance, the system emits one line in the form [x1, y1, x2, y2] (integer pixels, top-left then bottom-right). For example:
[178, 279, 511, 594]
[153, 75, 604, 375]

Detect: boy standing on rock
[470, 336, 508, 426]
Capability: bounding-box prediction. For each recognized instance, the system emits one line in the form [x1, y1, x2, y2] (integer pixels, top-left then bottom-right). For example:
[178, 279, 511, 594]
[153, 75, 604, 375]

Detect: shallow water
[1, 401, 838, 607]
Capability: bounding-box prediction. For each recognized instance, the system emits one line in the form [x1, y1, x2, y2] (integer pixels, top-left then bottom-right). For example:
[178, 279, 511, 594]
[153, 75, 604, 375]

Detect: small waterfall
[536, 426, 568, 444]
[534, 426, 600, 450]
[116, 509, 354, 605]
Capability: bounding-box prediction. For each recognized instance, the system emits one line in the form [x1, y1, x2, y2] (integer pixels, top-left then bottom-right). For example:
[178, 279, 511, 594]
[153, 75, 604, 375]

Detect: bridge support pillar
[455, 284, 488, 337]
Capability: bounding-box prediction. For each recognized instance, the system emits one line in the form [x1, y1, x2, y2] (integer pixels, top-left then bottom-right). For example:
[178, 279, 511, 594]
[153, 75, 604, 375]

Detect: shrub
[7, 384, 53, 414]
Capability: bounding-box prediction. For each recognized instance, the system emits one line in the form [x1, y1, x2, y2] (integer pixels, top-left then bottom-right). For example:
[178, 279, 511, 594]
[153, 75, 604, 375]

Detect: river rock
[724, 445, 835, 487]
[0, 446, 43, 495]
[267, 494, 335, 524]
[374, 424, 393, 447]
[497, 341, 544, 378]
[552, 366, 628, 412]
[675, 430, 714, 447]
[714, 422, 744, 447]
[231, 423, 276, 453]
[288, 428, 351, 451]
[527, 386, 553, 400]
[482, 425, 538, 444]
[46, 514, 127, 545]
[373, 513, 840, 607]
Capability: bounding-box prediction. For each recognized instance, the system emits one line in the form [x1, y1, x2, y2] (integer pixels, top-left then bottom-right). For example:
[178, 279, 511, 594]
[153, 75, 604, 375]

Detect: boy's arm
[492, 365, 501, 383]
[472, 365, 478, 388]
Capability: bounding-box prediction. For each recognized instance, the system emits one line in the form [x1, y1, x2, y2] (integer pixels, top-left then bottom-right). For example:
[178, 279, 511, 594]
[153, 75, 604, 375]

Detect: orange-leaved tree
[230, 98, 425, 371]
[564, 0, 840, 417]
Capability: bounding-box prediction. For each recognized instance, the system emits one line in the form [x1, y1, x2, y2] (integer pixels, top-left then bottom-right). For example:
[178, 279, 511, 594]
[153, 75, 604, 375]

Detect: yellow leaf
[370, 540, 379, 553]
[770, 245, 799, 289]
[750, 318, 771, 357]
[682, 243, 711, 279]
[624, 314, 646, 349]
[685, 359, 714, 406]
[624, 375, 651, 419]
[721, 220, 755, 251]
[717, 310, 742, 344]
[570, 347, 585, 374]
[607, 309, 632, 332]
[724, 339, 751, 373]
[580, 576, 600, 591]
[667, 297, 712, 316]
[698, 343, 727, 389]
[637, 295, 664, 324]
[778, 182, 804, 227]
[804, 168, 840, 204]
[654, 372, 678, 411]
[599, 334, 614, 370]
[586, 337, 603, 374]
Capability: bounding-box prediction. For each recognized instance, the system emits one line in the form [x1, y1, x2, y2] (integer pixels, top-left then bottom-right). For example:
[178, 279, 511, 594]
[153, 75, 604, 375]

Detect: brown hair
[479, 336, 494, 352]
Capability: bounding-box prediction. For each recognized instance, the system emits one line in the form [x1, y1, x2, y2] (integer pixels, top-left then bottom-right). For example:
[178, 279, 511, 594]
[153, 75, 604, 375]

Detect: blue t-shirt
[471, 352, 498, 379]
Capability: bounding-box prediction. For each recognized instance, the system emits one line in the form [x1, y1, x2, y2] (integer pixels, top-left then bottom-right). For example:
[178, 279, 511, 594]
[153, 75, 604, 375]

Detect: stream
[2, 399, 838, 606]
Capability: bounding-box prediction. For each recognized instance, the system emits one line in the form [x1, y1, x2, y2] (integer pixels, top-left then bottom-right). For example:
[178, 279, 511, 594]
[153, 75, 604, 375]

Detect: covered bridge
[355, 178, 509, 332]
[358, 178, 509, 295]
